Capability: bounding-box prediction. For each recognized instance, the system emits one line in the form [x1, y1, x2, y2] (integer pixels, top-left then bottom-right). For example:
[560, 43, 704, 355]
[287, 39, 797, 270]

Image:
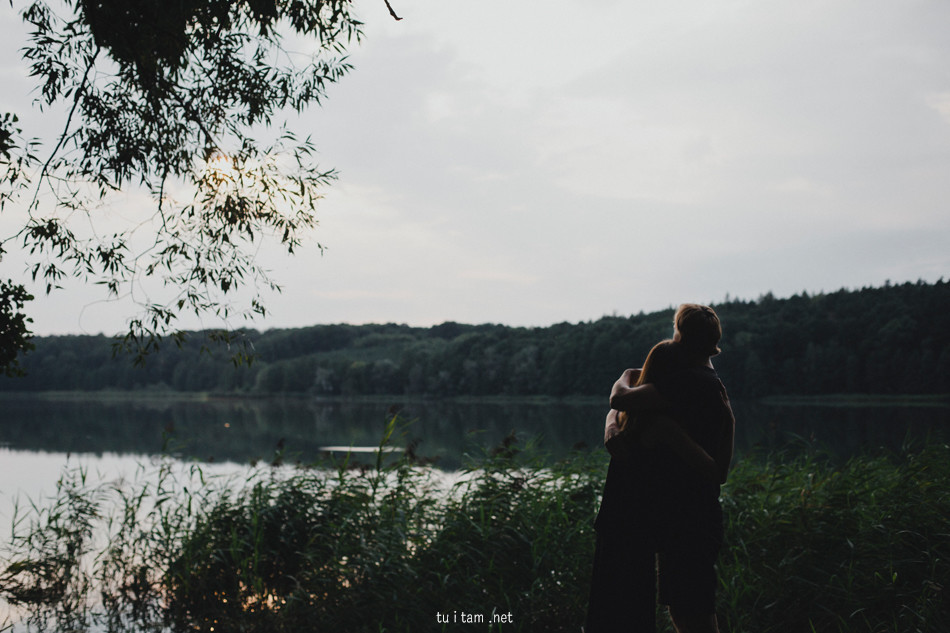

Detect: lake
[2, 393, 949, 523]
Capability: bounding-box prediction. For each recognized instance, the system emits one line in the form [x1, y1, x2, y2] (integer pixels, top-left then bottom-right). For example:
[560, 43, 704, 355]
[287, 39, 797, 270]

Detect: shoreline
[2, 390, 948, 407]
[0, 390, 606, 406]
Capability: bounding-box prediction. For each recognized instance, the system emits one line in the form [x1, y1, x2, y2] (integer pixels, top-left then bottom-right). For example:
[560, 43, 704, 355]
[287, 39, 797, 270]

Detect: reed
[718, 445, 950, 633]
[2, 417, 947, 632]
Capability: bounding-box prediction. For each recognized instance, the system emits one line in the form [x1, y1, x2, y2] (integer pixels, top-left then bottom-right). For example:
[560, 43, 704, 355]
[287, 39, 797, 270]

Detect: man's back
[651, 356, 731, 515]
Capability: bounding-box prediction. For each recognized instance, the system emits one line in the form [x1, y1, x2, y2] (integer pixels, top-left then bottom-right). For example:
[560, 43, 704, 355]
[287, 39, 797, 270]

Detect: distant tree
[741, 350, 767, 399]
[5, 280, 950, 396]
[0, 0, 396, 371]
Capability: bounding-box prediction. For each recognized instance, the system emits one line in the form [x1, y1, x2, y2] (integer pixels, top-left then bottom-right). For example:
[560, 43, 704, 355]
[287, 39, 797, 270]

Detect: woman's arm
[609, 368, 666, 411]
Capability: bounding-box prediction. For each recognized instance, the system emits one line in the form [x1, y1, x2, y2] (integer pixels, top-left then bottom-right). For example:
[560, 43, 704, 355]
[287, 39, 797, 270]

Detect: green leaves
[4, 0, 363, 365]
[0, 278, 35, 376]
[1, 112, 40, 210]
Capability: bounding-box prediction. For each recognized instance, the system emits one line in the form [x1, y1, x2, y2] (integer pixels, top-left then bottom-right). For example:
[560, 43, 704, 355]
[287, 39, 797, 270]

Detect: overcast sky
[2, 0, 950, 336]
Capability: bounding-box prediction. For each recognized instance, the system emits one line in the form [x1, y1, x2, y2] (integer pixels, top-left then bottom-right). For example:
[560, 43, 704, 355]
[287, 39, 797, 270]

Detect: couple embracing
[586, 304, 736, 633]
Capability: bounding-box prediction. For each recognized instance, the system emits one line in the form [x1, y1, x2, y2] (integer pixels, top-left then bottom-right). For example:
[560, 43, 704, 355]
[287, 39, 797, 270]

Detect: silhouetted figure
[586, 304, 735, 633]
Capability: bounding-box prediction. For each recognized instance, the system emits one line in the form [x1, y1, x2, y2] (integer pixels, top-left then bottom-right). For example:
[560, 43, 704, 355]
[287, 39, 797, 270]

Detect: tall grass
[718, 445, 950, 633]
[2, 418, 948, 632]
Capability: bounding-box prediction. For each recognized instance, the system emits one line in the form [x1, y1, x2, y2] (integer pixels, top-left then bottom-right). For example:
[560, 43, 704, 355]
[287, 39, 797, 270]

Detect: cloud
[927, 92, 950, 126]
[253, 0, 950, 327]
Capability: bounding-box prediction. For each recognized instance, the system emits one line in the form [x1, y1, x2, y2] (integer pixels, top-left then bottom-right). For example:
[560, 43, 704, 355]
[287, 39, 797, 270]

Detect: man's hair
[674, 303, 722, 356]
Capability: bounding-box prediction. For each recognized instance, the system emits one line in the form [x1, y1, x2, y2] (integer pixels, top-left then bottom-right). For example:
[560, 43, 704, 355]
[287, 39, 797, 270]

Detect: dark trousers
[585, 529, 657, 633]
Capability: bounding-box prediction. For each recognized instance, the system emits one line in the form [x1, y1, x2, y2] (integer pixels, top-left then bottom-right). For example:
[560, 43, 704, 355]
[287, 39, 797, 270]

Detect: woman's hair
[618, 339, 677, 432]
[634, 338, 678, 387]
[674, 303, 722, 356]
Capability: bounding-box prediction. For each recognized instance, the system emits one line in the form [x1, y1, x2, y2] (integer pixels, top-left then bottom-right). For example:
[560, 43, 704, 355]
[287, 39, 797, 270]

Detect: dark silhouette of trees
[4, 280, 949, 398]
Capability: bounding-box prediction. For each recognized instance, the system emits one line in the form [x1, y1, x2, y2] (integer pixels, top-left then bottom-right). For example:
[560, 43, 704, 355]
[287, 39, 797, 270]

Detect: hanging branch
[27, 46, 101, 217]
[383, 0, 402, 21]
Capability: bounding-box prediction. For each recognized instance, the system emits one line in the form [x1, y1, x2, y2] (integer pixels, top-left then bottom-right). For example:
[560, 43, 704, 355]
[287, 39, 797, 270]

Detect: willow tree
[0, 0, 389, 369]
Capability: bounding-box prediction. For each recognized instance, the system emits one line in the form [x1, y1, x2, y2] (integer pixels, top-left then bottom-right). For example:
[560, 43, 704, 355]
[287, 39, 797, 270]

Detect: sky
[2, 0, 950, 336]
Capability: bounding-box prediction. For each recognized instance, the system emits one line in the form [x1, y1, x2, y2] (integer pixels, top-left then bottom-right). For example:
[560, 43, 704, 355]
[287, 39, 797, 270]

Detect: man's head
[673, 303, 721, 357]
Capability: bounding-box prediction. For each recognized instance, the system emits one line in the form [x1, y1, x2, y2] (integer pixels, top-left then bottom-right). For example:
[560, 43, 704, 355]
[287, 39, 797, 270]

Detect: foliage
[2, 423, 949, 633]
[0, 279, 34, 376]
[1, 113, 39, 375]
[0, 112, 39, 208]
[1, 0, 365, 365]
[3, 279, 950, 398]
[417, 441, 603, 631]
[718, 446, 950, 632]
[0, 465, 102, 632]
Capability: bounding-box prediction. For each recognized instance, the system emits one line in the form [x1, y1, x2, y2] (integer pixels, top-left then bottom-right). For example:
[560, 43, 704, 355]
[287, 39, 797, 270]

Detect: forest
[3, 279, 950, 399]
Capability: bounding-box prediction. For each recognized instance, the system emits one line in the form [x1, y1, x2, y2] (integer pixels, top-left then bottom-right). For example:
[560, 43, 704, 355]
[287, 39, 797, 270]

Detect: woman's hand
[609, 368, 666, 411]
[604, 409, 631, 458]
[621, 367, 642, 384]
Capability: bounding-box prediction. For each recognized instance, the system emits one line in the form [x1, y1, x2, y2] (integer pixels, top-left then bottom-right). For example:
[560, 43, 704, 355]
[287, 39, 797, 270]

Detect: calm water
[2, 394, 949, 521]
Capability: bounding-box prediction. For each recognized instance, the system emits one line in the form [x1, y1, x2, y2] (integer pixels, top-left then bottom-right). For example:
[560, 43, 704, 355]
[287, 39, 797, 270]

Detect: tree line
[3, 279, 949, 399]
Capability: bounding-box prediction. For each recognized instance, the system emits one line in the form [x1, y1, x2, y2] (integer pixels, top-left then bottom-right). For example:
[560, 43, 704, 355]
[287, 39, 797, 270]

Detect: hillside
[3, 280, 949, 399]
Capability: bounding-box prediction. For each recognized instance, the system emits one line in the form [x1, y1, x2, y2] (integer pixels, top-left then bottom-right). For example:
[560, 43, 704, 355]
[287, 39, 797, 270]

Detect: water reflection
[0, 396, 606, 470]
[1, 395, 948, 471]
[733, 399, 950, 459]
